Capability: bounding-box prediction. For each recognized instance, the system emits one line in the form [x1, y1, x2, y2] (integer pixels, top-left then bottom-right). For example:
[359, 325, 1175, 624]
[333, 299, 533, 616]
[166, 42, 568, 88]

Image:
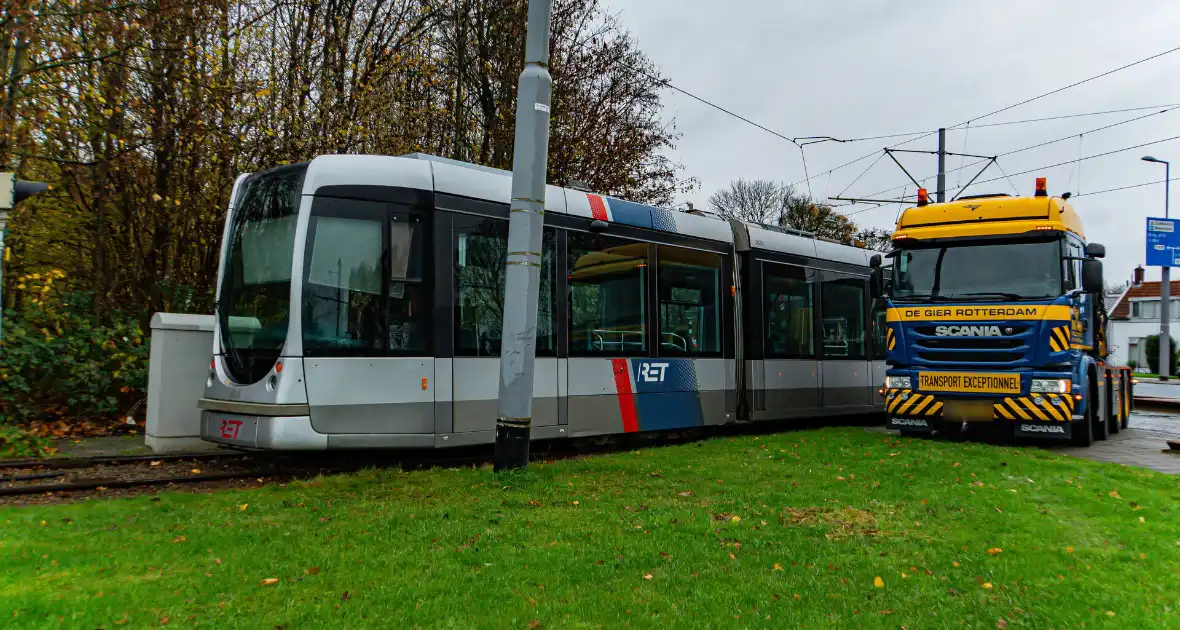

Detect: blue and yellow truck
[870, 178, 1132, 446]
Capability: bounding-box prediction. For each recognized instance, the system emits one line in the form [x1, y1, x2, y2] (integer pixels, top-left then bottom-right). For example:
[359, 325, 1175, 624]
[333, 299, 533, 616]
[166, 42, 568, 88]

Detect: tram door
[451, 217, 559, 436]
[818, 272, 874, 408]
[301, 199, 439, 439]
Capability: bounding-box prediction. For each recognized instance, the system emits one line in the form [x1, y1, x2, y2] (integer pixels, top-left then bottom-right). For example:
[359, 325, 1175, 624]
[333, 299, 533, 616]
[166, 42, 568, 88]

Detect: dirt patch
[780, 506, 881, 539]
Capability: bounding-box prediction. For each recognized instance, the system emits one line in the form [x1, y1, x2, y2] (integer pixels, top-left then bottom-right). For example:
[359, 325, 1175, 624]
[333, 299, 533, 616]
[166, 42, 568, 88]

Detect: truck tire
[1094, 375, 1109, 442]
[1070, 375, 1096, 447]
[1107, 376, 1120, 436]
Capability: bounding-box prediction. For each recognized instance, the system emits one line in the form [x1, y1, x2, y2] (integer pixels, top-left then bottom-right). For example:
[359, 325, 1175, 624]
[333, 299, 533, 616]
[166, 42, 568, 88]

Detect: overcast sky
[600, 0, 1180, 286]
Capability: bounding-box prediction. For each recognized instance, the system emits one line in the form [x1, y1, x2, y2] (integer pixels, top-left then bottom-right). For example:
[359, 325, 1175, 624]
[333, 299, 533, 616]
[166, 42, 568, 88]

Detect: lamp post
[1142, 156, 1171, 380]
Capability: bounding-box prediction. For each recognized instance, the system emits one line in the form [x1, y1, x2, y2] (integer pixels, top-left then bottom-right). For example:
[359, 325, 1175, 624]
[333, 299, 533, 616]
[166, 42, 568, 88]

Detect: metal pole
[936, 127, 947, 203]
[1162, 161, 1171, 380]
[494, 0, 553, 471]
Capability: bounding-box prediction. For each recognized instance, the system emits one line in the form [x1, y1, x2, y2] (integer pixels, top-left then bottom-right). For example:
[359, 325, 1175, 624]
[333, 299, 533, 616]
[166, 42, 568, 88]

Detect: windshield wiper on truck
[953, 291, 1032, 301]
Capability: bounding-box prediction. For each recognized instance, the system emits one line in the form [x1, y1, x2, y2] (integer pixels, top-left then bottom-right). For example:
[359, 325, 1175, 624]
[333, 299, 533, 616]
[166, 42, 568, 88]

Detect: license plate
[942, 399, 995, 422]
[918, 372, 1021, 394]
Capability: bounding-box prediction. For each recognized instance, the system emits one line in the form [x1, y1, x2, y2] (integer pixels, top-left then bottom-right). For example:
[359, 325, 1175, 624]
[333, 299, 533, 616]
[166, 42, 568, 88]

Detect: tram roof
[297, 154, 874, 265]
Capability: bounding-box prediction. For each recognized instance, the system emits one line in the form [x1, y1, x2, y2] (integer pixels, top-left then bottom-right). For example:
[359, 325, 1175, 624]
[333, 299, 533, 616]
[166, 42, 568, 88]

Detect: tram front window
[218, 165, 304, 384]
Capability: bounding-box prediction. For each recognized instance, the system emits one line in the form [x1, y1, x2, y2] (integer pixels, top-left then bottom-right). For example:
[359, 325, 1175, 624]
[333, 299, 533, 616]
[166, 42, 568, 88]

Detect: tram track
[0, 416, 881, 503]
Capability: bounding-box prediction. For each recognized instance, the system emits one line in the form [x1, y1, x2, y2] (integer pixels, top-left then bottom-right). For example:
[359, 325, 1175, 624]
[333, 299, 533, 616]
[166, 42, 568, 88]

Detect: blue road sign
[1147, 217, 1180, 267]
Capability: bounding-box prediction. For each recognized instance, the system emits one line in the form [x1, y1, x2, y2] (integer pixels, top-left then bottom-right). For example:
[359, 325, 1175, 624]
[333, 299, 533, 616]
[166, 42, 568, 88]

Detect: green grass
[2, 427, 1179, 629]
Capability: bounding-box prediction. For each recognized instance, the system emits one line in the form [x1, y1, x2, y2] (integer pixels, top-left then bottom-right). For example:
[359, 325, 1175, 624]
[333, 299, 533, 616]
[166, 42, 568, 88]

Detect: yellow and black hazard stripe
[1048, 325, 1071, 353]
[993, 393, 1074, 422]
[884, 389, 943, 417]
[885, 327, 897, 351]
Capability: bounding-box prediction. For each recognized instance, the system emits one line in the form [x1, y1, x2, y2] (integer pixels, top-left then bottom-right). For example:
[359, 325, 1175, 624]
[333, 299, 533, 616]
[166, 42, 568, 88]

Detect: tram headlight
[266, 375, 278, 392]
[885, 376, 911, 389]
[1030, 378, 1069, 394]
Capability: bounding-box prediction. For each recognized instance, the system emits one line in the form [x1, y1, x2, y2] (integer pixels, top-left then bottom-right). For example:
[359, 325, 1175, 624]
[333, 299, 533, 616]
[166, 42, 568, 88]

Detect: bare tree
[707, 179, 784, 224]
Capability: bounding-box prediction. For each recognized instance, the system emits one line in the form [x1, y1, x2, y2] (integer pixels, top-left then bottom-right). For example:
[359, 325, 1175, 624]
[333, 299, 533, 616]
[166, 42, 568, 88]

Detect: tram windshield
[218, 165, 305, 384]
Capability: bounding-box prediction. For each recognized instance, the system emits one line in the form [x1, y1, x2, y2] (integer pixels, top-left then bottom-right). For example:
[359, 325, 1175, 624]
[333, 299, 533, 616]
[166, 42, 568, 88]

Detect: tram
[200, 154, 887, 450]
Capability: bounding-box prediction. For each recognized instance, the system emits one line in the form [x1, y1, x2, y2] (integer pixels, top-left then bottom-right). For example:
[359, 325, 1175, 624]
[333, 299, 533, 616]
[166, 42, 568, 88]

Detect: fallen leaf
[190, 469, 201, 474]
[982, 582, 993, 589]
[997, 618, 1008, 629]
[150, 461, 162, 467]
[239, 504, 248, 511]
[260, 578, 280, 586]
[1065, 546, 1074, 554]
[729, 553, 736, 560]
[307, 567, 320, 575]
[172, 536, 186, 543]
[1106, 611, 1115, 617]
[987, 548, 1002, 555]
[730, 515, 741, 524]
[1139, 517, 1146, 523]
[160, 617, 169, 626]
[677, 491, 694, 497]
[1108, 490, 1121, 499]
[572, 501, 580, 506]
[953, 561, 960, 567]
[340, 591, 351, 601]
[643, 574, 653, 581]
[873, 576, 884, 588]
[773, 563, 783, 571]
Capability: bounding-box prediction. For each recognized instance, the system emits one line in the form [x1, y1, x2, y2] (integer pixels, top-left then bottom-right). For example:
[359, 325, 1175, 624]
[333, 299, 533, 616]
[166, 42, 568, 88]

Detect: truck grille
[912, 324, 1032, 365]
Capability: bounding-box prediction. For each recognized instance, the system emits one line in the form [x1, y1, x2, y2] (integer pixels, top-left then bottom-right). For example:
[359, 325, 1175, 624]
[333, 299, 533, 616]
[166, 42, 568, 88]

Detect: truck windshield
[218, 164, 306, 384]
[892, 237, 1062, 302]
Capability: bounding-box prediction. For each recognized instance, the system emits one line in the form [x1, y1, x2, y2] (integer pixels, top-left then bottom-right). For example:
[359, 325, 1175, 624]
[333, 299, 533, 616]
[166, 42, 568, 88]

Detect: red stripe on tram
[611, 359, 639, 433]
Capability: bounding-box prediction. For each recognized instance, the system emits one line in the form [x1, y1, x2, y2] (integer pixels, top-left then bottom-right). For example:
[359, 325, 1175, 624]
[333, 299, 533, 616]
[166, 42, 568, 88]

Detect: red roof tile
[1110, 281, 1180, 319]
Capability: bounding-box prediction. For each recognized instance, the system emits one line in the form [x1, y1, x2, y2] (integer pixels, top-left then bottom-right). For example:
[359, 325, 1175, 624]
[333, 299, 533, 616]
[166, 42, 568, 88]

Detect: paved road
[1049, 407, 1180, 474]
[878, 408, 1180, 474]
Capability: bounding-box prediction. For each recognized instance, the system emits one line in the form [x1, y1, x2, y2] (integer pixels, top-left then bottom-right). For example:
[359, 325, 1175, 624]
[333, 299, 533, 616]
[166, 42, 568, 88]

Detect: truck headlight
[885, 376, 911, 389]
[1030, 378, 1069, 394]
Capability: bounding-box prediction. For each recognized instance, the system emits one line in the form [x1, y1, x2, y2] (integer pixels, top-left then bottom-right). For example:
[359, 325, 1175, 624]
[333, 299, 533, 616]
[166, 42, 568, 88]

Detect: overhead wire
[948, 44, 1180, 128]
[851, 104, 1180, 204]
[1073, 176, 1180, 198]
[942, 133, 1180, 197]
[826, 44, 1180, 206]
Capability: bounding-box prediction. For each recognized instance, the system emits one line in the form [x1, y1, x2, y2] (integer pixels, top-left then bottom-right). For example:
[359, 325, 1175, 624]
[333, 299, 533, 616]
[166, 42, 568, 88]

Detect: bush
[0, 425, 54, 458]
[0, 289, 148, 431]
[1143, 334, 1178, 375]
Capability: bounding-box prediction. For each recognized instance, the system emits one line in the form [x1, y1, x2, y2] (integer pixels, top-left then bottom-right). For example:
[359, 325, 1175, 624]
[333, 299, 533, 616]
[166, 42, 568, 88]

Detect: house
[1105, 280, 1180, 370]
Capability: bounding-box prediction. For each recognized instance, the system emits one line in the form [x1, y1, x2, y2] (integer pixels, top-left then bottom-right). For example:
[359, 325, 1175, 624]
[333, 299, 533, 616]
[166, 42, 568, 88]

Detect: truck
[869, 177, 1133, 446]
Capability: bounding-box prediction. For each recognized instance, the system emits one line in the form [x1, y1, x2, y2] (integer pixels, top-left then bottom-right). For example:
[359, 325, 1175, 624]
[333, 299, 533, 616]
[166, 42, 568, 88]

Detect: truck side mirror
[870, 267, 884, 298]
[869, 254, 882, 268]
[1082, 258, 1103, 293]
[1084, 242, 1105, 259]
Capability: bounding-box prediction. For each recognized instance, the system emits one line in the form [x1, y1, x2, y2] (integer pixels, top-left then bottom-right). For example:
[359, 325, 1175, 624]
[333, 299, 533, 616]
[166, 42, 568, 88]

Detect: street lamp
[1142, 156, 1171, 380]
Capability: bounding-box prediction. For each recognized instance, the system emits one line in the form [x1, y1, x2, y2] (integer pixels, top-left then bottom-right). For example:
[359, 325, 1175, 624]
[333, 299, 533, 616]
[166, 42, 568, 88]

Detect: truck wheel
[1070, 384, 1095, 447]
[1093, 379, 1109, 442]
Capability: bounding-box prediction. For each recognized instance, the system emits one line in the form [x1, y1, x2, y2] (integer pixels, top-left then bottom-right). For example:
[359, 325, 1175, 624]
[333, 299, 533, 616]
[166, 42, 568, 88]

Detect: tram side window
[657, 246, 722, 356]
[569, 233, 649, 356]
[454, 215, 555, 356]
[303, 201, 387, 355]
[872, 306, 888, 360]
[820, 275, 867, 360]
[764, 263, 815, 359]
[387, 212, 427, 352]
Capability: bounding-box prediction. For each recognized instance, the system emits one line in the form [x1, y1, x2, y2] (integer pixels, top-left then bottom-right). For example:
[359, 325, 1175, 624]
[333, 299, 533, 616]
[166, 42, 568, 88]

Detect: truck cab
[873, 178, 1132, 446]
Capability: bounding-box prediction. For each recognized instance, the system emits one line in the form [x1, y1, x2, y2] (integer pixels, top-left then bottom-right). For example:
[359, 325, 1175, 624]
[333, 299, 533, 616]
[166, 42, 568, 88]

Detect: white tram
[200, 154, 887, 450]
